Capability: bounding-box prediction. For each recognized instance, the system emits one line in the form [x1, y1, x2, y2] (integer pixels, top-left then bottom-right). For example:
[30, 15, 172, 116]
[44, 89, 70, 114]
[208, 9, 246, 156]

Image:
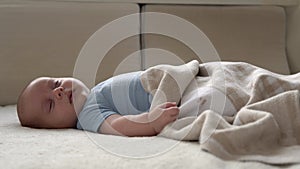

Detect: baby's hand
[148, 102, 179, 134]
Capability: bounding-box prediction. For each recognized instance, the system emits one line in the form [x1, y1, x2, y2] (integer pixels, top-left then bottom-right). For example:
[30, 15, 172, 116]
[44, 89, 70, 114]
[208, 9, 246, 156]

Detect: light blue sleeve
[76, 91, 118, 133]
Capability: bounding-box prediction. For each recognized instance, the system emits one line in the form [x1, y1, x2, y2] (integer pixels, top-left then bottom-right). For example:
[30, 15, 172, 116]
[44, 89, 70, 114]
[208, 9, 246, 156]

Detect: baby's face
[18, 77, 89, 128]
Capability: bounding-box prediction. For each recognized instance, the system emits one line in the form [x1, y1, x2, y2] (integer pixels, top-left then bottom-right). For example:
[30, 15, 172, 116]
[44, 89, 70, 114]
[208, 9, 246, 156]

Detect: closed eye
[49, 99, 54, 113]
[54, 80, 61, 89]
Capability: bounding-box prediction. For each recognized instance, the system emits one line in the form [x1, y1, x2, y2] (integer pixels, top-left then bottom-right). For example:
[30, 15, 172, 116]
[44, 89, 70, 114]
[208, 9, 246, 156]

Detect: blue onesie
[76, 71, 152, 133]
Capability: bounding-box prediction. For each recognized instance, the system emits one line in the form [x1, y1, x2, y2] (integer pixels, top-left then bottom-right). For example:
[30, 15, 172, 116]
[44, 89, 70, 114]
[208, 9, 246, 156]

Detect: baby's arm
[99, 102, 179, 137]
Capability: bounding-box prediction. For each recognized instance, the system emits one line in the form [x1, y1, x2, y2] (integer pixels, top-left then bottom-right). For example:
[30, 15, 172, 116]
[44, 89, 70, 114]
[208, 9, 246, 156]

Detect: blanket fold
[140, 60, 300, 164]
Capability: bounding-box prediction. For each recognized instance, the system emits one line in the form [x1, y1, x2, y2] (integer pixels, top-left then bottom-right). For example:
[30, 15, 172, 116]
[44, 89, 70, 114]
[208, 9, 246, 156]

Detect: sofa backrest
[0, 1, 140, 105]
[142, 5, 290, 75]
[0, 2, 292, 105]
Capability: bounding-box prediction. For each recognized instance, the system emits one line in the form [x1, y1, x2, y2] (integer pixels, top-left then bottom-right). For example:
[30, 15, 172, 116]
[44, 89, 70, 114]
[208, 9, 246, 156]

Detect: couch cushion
[142, 5, 290, 74]
[0, 1, 140, 105]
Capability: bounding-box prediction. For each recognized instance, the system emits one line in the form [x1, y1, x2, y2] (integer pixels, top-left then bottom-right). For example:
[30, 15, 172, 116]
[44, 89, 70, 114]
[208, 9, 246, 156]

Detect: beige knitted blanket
[140, 60, 300, 164]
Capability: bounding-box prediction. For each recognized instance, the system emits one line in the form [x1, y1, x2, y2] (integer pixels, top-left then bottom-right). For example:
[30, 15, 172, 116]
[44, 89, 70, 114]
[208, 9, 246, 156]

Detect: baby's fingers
[159, 102, 177, 109]
[166, 107, 180, 116]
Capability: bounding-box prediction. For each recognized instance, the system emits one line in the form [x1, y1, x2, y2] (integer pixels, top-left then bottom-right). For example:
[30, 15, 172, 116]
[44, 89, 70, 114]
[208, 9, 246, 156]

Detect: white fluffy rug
[1, 105, 299, 169]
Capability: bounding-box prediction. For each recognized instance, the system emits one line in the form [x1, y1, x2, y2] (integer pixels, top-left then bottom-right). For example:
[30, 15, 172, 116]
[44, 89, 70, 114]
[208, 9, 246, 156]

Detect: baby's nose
[53, 87, 65, 99]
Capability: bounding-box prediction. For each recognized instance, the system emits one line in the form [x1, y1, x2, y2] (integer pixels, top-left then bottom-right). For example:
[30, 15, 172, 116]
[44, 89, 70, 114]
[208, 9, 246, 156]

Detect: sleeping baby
[17, 70, 236, 137]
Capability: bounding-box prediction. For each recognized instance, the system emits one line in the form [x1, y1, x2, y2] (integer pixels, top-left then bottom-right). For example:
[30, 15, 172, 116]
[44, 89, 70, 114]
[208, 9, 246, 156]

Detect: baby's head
[17, 77, 89, 129]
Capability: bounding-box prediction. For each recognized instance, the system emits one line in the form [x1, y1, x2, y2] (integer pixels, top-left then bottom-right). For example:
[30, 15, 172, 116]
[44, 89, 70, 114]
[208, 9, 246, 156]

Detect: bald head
[17, 83, 36, 127]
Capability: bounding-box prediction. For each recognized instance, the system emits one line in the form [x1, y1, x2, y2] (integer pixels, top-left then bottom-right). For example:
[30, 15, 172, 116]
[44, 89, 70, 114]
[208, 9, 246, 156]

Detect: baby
[17, 72, 180, 137]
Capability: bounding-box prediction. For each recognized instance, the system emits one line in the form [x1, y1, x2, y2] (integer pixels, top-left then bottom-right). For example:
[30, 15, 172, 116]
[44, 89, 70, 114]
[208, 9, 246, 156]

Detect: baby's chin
[72, 85, 90, 115]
